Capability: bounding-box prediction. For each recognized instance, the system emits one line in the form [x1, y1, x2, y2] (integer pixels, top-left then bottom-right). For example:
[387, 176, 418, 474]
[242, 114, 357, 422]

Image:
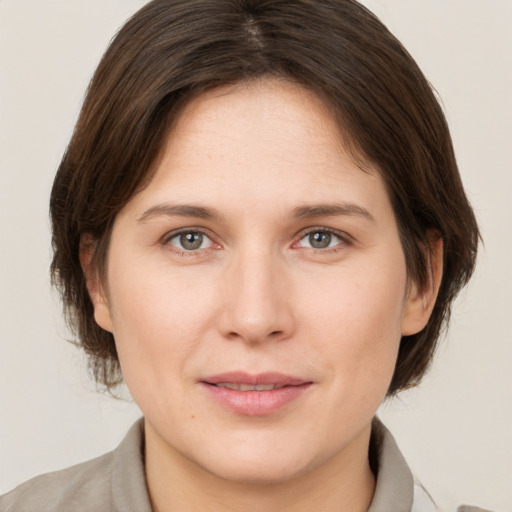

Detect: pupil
[310, 232, 331, 249]
[180, 232, 203, 250]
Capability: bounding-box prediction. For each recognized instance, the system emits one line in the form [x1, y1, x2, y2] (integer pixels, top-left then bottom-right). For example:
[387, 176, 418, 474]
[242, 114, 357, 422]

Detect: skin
[85, 79, 440, 512]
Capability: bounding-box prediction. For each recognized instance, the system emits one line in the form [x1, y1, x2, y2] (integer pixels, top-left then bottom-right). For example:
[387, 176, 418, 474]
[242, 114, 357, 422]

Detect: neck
[144, 421, 376, 512]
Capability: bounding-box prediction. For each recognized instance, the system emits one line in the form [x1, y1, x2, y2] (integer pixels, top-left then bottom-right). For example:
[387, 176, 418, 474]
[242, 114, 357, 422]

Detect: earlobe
[401, 234, 443, 336]
[79, 235, 113, 333]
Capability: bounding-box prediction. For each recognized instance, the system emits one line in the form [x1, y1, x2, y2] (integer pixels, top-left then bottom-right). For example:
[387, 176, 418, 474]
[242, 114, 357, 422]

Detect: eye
[166, 230, 213, 251]
[296, 229, 346, 250]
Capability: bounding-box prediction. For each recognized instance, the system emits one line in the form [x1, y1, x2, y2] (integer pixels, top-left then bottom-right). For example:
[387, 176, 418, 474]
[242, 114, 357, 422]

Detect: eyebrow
[137, 201, 375, 223]
[137, 203, 220, 223]
[292, 203, 375, 223]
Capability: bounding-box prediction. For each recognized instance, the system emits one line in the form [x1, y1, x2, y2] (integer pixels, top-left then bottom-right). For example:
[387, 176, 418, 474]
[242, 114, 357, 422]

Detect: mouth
[202, 371, 309, 387]
[211, 383, 288, 391]
[200, 372, 313, 416]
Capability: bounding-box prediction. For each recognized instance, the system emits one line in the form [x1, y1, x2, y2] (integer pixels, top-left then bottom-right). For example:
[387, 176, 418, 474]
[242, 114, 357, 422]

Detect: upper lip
[201, 372, 310, 387]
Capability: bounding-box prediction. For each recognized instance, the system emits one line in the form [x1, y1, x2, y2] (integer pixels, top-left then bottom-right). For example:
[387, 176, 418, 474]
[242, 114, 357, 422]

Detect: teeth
[215, 383, 283, 391]
[217, 383, 241, 390]
[254, 384, 279, 391]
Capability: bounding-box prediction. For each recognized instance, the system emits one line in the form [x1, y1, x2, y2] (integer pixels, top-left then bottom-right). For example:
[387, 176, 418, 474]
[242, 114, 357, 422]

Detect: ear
[401, 232, 444, 336]
[79, 234, 113, 333]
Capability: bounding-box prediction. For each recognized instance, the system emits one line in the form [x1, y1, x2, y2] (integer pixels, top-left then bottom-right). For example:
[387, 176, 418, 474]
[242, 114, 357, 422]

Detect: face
[89, 79, 432, 484]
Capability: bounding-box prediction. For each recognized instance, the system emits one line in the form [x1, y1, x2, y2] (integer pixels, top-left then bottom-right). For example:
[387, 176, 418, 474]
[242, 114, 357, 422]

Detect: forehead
[125, 78, 390, 220]
[180, 80, 348, 160]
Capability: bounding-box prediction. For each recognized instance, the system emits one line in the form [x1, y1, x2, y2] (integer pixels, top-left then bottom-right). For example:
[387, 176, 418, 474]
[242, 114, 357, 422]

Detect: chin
[189, 433, 324, 486]
[204, 456, 313, 486]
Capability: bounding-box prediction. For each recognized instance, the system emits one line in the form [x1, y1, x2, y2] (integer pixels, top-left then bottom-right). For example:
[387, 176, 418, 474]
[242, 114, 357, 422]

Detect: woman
[0, 1, 490, 511]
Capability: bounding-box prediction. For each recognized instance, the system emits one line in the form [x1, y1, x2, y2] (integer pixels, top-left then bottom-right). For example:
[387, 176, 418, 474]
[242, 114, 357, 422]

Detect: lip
[200, 372, 313, 416]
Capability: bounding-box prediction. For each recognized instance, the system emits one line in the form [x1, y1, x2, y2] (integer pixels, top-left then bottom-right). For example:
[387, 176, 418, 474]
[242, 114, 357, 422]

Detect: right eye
[165, 230, 214, 252]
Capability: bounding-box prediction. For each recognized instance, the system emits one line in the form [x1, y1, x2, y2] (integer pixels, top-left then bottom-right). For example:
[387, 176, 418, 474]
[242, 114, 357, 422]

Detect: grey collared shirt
[0, 418, 491, 512]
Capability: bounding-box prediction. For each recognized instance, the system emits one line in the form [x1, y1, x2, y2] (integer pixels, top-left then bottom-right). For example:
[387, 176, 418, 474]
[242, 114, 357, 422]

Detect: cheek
[105, 262, 220, 392]
[302, 258, 405, 331]
[297, 258, 406, 388]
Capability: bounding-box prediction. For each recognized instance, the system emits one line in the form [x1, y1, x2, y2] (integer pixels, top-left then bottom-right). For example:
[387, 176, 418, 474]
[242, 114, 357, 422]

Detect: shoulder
[0, 419, 151, 512]
[0, 451, 116, 512]
[372, 418, 495, 512]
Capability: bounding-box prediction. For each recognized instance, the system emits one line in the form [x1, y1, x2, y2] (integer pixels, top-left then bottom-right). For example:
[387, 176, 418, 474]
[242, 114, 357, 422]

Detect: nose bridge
[219, 241, 292, 343]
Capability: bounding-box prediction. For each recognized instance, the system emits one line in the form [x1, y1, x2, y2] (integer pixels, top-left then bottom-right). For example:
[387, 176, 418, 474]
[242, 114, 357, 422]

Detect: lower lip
[201, 383, 313, 416]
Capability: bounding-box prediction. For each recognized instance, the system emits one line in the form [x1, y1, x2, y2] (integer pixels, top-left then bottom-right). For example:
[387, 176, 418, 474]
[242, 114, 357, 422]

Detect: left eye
[166, 231, 213, 251]
[298, 230, 343, 249]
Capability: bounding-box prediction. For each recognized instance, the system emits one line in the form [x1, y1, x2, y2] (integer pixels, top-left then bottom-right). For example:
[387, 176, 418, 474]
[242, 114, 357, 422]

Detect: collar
[111, 419, 152, 512]
[368, 417, 415, 512]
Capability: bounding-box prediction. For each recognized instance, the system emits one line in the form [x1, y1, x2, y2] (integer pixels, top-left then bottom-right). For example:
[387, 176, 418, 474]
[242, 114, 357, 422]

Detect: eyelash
[161, 227, 352, 256]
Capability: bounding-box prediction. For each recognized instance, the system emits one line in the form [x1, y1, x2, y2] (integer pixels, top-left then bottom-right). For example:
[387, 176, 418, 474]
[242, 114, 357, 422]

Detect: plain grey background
[0, 1, 511, 510]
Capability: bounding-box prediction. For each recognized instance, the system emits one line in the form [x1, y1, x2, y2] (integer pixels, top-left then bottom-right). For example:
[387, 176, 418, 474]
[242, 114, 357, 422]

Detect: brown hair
[50, 0, 479, 394]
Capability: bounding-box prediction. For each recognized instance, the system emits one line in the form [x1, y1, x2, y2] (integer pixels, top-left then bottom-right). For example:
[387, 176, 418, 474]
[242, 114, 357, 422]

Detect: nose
[217, 247, 295, 344]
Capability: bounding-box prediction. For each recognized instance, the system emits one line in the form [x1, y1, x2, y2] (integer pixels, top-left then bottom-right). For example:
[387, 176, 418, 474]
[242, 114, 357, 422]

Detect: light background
[0, 1, 510, 510]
